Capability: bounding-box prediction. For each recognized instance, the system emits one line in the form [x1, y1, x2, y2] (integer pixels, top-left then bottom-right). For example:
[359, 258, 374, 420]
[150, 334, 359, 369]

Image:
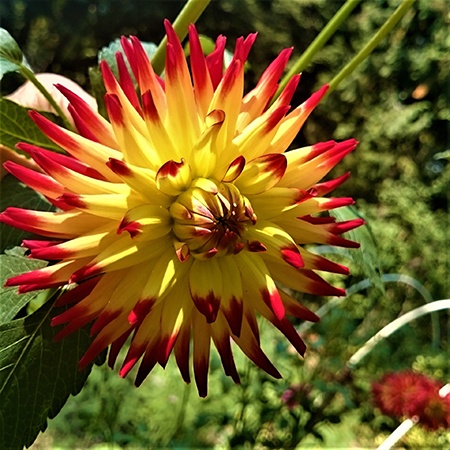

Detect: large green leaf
[0, 28, 23, 79]
[0, 253, 48, 323]
[0, 98, 62, 152]
[0, 299, 104, 450]
[0, 174, 55, 253]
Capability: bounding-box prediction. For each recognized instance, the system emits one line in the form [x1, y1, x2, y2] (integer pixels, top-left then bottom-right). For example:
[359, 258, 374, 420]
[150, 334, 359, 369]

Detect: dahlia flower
[0, 21, 362, 396]
[372, 371, 450, 430]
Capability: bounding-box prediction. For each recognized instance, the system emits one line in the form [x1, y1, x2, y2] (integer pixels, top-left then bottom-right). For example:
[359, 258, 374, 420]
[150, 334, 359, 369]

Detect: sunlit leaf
[0, 299, 104, 450]
[0, 98, 63, 152]
[0, 253, 48, 323]
[0, 175, 55, 253]
[0, 28, 23, 79]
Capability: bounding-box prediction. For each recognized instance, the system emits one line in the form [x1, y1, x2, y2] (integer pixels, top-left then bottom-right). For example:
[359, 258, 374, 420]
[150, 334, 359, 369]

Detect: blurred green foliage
[1, 0, 449, 448]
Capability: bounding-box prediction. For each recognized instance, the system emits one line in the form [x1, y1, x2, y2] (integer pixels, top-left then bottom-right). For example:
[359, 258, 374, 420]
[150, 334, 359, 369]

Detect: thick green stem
[19, 65, 74, 131]
[151, 0, 211, 75]
[275, 0, 362, 99]
[327, 0, 415, 95]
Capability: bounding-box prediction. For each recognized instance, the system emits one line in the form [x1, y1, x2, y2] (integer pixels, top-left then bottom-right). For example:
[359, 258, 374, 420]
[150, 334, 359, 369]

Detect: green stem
[275, 0, 362, 99]
[346, 299, 450, 369]
[19, 65, 74, 131]
[327, 0, 415, 95]
[299, 273, 441, 349]
[151, 0, 211, 75]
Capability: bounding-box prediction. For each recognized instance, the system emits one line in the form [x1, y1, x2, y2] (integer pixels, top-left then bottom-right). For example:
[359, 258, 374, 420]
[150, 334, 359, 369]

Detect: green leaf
[0, 98, 62, 152]
[0, 253, 48, 323]
[88, 66, 107, 119]
[0, 174, 55, 253]
[0, 299, 104, 450]
[0, 28, 23, 79]
[330, 205, 384, 293]
[98, 38, 157, 79]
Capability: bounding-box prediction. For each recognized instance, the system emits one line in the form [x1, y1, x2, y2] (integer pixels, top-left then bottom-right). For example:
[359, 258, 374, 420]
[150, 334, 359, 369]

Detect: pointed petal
[0, 208, 110, 239]
[238, 47, 293, 130]
[189, 258, 222, 323]
[59, 191, 136, 220]
[27, 147, 126, 195]
[3, 161, 64, 199]
[232, 313, 281, 379]
[218, 256, 244, 336]
[188, 24, 214, 117]
[267, 84, 329, 154]
[210, 314, 240, 383]
[236, 252, 285, 320]
[281, 139, 358, 189]
[56, 83, 118, 148]
[205, 35, 226, 89]
[106, 158, 171, 206]
[6, 258, 89, 291]
[164, 20, 200, 154]
[192, 311, 211, 397]
[30, 227, 114, 260]
[232, 105, 290, 161]
[235, 153, 286, 195]
[70, 235, 171, 282]
[29, 111, 122, 181]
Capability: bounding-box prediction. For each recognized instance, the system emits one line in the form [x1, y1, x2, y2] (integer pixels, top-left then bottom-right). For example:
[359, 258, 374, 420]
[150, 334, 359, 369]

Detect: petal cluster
[0, 21, 362, 396]
[372, 371, 450, 430]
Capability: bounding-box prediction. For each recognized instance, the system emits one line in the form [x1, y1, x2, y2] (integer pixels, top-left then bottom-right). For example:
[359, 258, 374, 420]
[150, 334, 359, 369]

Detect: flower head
[372, 371, 450, 430]
[1, 21, 362, 396]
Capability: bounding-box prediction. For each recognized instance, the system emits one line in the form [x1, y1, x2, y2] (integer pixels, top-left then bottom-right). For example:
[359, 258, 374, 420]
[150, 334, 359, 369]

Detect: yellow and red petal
[155, 159, 192, 196]
[164, 21, 200, 154]
[246, 220, 304, 269]
[29, 111, 123, 181]
[281, 139, 357, 189]
[26, 146, 126, 195]
[3, 161, 64, 199]
[189, 258, 222, 323]
[6, 258, 90, 292]
[120, 36, 166, 116]
[117, 204, 172, 240]
[0, 208, 110, 238]
[234, 153, 287, 195]
[207, 59, 244, 154]
[238, 47, 293, 131]
[188, 24, 214, 117]
[70, 235, 172, 282]
[236, 252, 285, 320]
[218, 256, 244, 336]
[232, 105, 290, 161]
[210, 313, 240, 383]
[267, 85, 329, 154]
[56, 83, 118, 149]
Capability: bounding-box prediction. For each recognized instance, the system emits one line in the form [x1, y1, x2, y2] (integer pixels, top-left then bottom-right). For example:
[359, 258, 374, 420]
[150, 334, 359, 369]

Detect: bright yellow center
[170, 179, 257, 260]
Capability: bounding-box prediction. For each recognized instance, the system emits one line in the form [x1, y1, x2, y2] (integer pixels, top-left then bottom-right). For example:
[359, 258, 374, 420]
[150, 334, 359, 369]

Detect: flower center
[170, 179, 257, 260]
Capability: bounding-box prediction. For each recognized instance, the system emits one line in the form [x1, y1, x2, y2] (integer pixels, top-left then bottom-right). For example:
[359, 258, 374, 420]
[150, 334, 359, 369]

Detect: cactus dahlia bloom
[0, 21, 362, 396]
[372, 371, 450, 430]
